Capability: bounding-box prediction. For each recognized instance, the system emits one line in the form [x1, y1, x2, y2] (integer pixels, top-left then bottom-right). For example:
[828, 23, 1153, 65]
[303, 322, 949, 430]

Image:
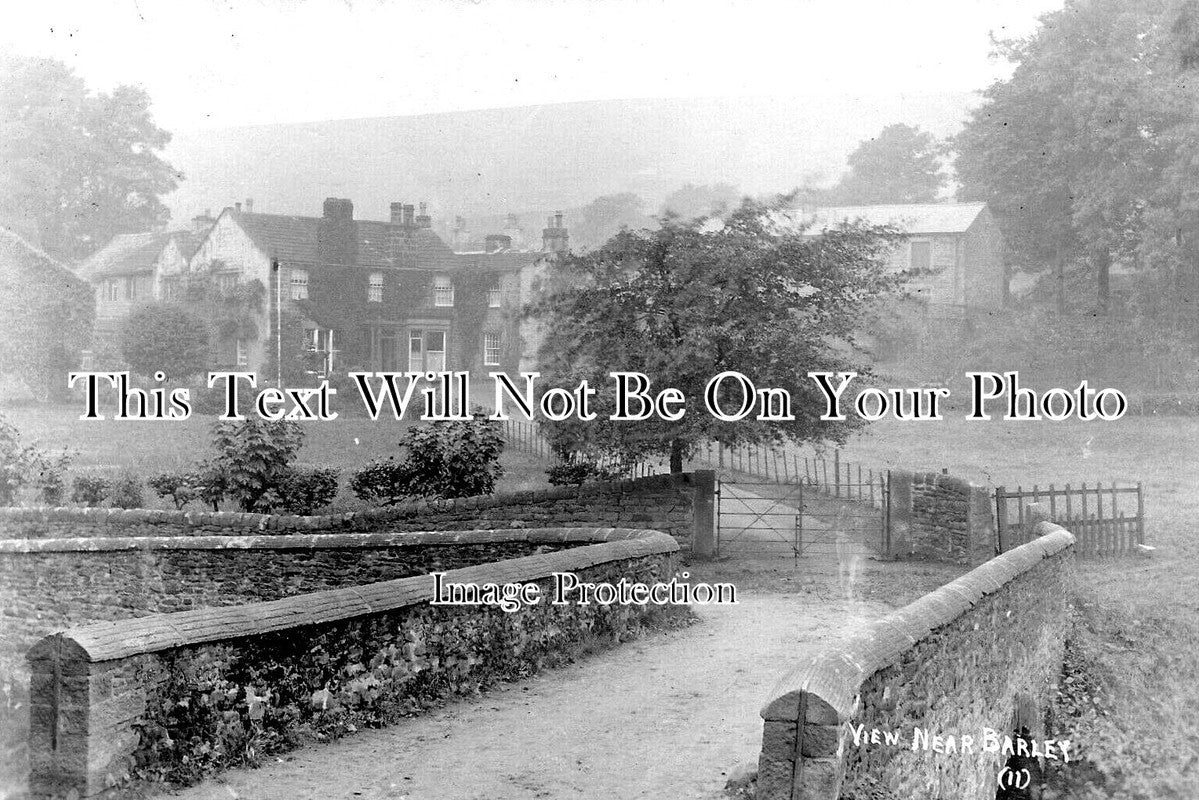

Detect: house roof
[76, 231, 176, 280]
[797, 203, 988, 236]
[0, 227, 89, 291]
[230, 210, 536, 272]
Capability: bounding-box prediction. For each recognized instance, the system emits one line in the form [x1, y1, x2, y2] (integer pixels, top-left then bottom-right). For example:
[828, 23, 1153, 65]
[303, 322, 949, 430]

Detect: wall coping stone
[761, 523, 1074, 723]
[0, 526, 650, 553]
[27, 527, 678, 665]
[0, 472, 702, 535]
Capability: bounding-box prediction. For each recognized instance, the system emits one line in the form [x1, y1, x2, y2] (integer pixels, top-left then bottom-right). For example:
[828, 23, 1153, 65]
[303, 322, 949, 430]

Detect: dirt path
[160, 592, 888, 800]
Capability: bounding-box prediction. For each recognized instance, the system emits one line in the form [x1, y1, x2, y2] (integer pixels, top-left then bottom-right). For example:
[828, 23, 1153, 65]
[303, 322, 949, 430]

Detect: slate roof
[76, 231, 175, 280]
[796, 203, 988, 236]
[0, 227, 88, 290]
[231, 210, 531, 272]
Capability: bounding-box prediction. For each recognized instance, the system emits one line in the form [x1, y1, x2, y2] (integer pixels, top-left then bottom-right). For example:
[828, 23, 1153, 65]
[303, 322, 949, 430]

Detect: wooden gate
[994, 481, 1145, 556]
[716, 476, 889, 560]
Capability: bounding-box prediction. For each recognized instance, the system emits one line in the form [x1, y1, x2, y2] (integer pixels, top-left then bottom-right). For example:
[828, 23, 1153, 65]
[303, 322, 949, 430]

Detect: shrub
[545, 455, 626, 486]
[34, 449, 73, 505]
[71, 475, 110, 507]
[120, 302, 211, 382]
[108, 472, 144, 509]
[351, 416, 504, 505]
[0, 414, 47, 505]
[210, 419, 304, 512]
[276, 467, 340, 515]
[148, 471, 201, 510]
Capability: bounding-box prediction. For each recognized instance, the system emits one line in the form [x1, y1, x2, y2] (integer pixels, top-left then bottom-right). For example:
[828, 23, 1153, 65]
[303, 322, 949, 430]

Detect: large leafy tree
[571, 193, 654, 251]
[955, 0, 1199, 316]
[830, 124, 945, 205]
[661, 182, 742, 220]
[0, 55, 178, 261]
[120, 303, 211, 381]
[529, 198, 903, 473]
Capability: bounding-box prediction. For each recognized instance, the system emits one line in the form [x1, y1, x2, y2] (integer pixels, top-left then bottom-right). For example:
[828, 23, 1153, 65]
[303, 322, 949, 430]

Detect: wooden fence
[995, 481, 1145, 556]
[697, 442, 887, 509]
[498, 419, 667, 479]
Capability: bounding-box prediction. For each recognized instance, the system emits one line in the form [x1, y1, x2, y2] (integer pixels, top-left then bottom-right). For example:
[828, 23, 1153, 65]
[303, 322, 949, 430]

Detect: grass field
[4, 405, 1197, 797]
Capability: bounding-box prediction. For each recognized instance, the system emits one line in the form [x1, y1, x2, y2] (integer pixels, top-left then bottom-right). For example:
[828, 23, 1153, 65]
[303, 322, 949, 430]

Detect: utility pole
[272, 257, 282, 387]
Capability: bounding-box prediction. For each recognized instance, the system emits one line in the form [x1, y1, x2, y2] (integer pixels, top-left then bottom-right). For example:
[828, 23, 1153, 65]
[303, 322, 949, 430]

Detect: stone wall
[757, 523, 1075, 800]
[0, 471, 716, 555]
[26, 528, 680, 799]
[0, 531, 587, 662]
[888, 469, 996, 565]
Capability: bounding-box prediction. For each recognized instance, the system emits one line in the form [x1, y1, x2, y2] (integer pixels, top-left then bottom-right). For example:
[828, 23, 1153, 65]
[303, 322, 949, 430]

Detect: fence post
[834, 449, 841, 498]
[1136, 481, 1145, 545]
[995, 486, 1007, 553]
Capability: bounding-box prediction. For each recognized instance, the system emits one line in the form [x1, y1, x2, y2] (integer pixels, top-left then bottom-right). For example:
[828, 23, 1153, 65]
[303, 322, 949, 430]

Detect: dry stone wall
[757, 523, 1074, 800]
[888, 470, 996, 565]
[0, 471, 714, 553]
[26, 529, 680, 799]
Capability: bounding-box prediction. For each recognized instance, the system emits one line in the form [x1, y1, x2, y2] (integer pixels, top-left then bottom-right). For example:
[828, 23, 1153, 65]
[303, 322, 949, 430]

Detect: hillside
[162, 93, 974, 231]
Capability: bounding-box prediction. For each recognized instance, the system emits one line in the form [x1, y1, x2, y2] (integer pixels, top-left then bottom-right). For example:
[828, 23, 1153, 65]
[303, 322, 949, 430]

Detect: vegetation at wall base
[351, 416, 504, 504]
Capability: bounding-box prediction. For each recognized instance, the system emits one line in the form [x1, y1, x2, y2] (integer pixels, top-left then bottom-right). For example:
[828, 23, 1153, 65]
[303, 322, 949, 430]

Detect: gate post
[692, 469, 718, 560]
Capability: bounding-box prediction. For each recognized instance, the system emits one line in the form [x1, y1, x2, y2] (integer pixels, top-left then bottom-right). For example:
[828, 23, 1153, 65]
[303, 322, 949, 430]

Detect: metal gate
[716, 476, 890, 560]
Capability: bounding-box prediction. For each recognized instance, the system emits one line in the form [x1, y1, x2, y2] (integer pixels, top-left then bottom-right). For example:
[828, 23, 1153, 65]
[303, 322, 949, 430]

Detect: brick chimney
[453, 215, 469, 251]
[244, 197, 254, 214]
[191, 208, 217, 235]
[318, 197, 358, 266]
[542, 210, 569, 253]
[234, 202, 242, 213]
[390, 202, 405, 224]
[403, 204, 416, 227]
[415, 202, 432, 228]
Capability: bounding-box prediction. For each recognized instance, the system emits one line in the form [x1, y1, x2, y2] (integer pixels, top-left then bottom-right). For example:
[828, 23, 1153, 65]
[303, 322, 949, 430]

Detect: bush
[545, 457, 625, 486]
[108, 471, 144, 509]
[210, 419, 305, 512]
[0, 414, 50, 505]
[148, 470, 201, 510]
[120, 302, 211, 382]
[34, 449, 72, 505]
[276, 467, 340, 515]
[71, 475, 110, 507]
[351, 416, 504, 505]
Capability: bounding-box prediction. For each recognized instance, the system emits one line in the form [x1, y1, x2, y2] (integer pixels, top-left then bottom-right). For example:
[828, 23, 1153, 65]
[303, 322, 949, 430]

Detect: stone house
[0, 227, 94, 396]
[186, 199, 566, 382]
[802, 202, 1007, 309]
[75, 216, 214, 354]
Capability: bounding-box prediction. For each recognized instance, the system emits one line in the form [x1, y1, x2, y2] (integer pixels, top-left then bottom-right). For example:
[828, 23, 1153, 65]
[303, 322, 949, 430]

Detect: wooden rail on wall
[697, 442, 886, 509]
[994, 481, 1145, 556]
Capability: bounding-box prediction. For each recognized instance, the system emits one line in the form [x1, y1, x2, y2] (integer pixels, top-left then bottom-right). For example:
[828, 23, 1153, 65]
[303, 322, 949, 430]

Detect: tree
[120, 303, 211, 381]
[529, 198, 904, 473]
[954, 0, 1197, 316]
[0, 56, 178, 261]
[209, 418, 305, 512]
[831, 124, 944, 205]
[571, 193, 653, 251]
[661, 182, 742, 220]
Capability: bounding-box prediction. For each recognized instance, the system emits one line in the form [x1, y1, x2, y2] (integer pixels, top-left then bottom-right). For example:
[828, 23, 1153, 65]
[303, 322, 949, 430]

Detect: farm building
[800, 202, 1007, 309]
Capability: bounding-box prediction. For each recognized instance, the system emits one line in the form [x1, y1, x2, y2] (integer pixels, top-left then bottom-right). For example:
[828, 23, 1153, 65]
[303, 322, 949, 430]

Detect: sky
[1, 0, 1066, 134]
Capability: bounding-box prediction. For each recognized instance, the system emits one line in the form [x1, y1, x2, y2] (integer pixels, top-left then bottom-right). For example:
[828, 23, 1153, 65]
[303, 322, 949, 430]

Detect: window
[124, 276, 137, 301]
[217, 272, 241, 292]
[161, 277, 178, 300]
[102, 279, 119, 302]
[910, 241, 932, 273]
[483, 332, 501, 366]
[290, 268, 309, 300]
[433, 275, 454, 307]
[368, 272, 384, 302]
[488, 282, 502, 308]
[408, 329, 448, 372]
[306, 328, 337, 375]
[235, 338, 248, 367]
